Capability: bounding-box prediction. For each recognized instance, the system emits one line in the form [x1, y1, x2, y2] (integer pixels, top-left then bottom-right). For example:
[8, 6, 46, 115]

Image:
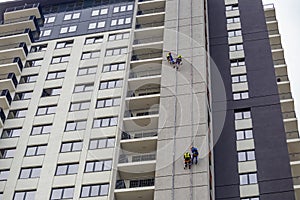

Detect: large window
[85, 36, 103, 45]
[229, 44, 244, 52]
[60, 141, 83, 153]
[108, 32, 130, 41]
[0, 169, 9, 181]
[73, 83, 94, 93]
[89, 138, 115, 150]
[238, 150, 256, 162]
[228, 29, 242, 37]
[36, 105, 57, 116]
[14, 91, 33, 101]
[25, 145, 47, 156]
[91, 8, 108, 16]
[227, 17, 240, 24]
[96, 97, 121, 108]
[30, 44, 47, 52]
[236, 129, 253, 141]
[44, 16, 56, 24]
[99, 79, 123, 90]
[235, 110, 251, 120]
[232, 74, 247, 83]
[65, 120, 87, 131]
[88, 21, 106, 29]
[51, 55, 70, 64]
[93, 116, 118, 128]
[31, 124, 52, 135]
[105, 47, 127, 56]
[60, 26, 77, 34]
[85, 160, 112, 172]
[55, 163, 79, 175]
[64, 12, 80, 20]
[20, 74, 38, 83]
[7, 109, 27, 119]
[13, 190, 36, 200]
[50, 187, 74, 200]
[239, 173, 258, 185]
[47, 70, 66, 80]
[233, 91, 249, 100]
[80, 183, 109, 197]
[0, 148, 16, 159]
[1, 127, 22, 138]
[77, 66, 97, 76]
[230, 58, 245, 67]
[42, 87, 62, 97]
[55, 40, 73, 49]
[25, 59, 43, 68]
[69, 101, 90, 112]
[19, 167, 42, 179]
[226, 4, 239, 11]
[102, 63, 125, 72]
[81, 51, 101, 60]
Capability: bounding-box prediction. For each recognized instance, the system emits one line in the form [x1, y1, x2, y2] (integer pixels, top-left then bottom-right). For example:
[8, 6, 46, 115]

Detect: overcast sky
[0, 0, 299, 118]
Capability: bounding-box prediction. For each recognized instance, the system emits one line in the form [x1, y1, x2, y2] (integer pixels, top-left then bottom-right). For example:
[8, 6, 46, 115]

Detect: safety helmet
[178, 55, 182, 58]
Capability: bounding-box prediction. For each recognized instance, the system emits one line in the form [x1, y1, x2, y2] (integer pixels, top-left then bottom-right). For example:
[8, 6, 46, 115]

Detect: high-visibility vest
[184, 152, 191, 159]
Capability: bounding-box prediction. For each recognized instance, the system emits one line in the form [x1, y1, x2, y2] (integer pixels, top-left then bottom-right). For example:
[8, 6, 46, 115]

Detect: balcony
[0, 73, 18, 91]
[129, 69, 161, 79]
[131, 50, 163, 62]
[0, 90, 12, 109]
[0, 42, 28, 60]
[266, 21, 279, 35]
[0, 108, 5, 127]
[274, 64, 287, 77]
[283, 111, 296, 120]
[0, 28, 34, 46]
[0, 16, 39, 35]
[124, 107, 159, 118]
[136, 21, 164, 30]
[115, 178, 154, 200]
[122, 130, 158, 140]
[272, 48, 284, 61]
[4, 3, 43, 22]
[121, 130, 158, 152]
[137, 7, 165, 16]
[281, 99, 295, 114]
[284, 118, 299, 135]
[0, 57, 23, 75]
[277, 80, 291, 94]
[127, 87, 160, 98]
[286, 131, 299, 140]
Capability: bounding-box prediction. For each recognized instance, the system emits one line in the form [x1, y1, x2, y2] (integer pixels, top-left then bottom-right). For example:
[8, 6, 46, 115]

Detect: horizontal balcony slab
[118, 161, 156, 175]
[115, 186, 154, 200]
[120, 136, 157, 153]
[4, 4, 42, 21]
[0, 48, 26, 60]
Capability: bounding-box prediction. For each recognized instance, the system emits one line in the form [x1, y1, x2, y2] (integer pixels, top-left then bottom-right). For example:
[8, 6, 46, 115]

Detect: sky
[0, 0, 299, 118]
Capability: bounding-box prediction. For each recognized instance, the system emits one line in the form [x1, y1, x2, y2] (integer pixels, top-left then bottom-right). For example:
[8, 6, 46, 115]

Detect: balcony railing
[124, 108, 159, 118]
[5, 3, 40, 12]
[131, 51, 162, 61]
[119, 153, 156, 164]
[286, 131, 299, 140]
[136, 21, 164, 29]
[283, 111, 296, 119]
[1, 90, 12, 106]
[116, 178, 155, 189]
[137, 7, 165, 15]
[133, 36, 163, 45]
[0, 108, 6, 124]
[289, 152, 300, 162]
[0, 73, 18, 88]
[129, 69, 161, 78]
[127, 87, 160, 97]
[122, 130, 158, 140]
[0, 28, 35, 42]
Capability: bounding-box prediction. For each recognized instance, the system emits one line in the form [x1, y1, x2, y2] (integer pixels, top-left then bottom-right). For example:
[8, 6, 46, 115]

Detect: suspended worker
[184, 152, 192, 169]
[176, 55, 182, 65]
[166, 52, 175, 64]
[190, 146, 199, 164]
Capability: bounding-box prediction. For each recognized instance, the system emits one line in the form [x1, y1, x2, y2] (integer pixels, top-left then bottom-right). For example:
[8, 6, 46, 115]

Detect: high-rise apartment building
[0, 0, 298, 199]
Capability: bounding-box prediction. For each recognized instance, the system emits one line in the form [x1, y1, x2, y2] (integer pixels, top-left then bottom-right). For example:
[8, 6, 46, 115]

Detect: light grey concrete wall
[155, 0, 210, 199]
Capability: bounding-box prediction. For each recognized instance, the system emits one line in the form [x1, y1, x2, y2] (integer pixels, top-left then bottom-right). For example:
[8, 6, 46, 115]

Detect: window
[227, 17, 240, 24]
[7, 109, 27, 119]
[111, 17, 131, 26]
[14, 190, 36, 200]
[238, 150, 256, 162]
[85, 36, 103, 44]
[233, 91, 249, 100]
[1, 128, 22, 138]
[240, 173, 258, 185]
[241, 197, 260, 200]
[99, 79, 123, 90]
[25, 59, 43, 67]
[64, 13, 80, 20]
[226, 4, 239, 11]
[45, 16, 56, 23]
[93, 116, 118, 128]
[232, 74, 247, 83]
[51, 55, 70, 64]
[14, 91, 33, 100]
[36, 105, 57, 116]
[102, 63, 125, 72]
[0, 148, 16, 159]
[0, 169, 9, 181]
[80, 183, 109, 197]
[19, 167, 41, 179]
[70, 101, 90, 111]
[31, 124, 52, 135]
[55, 40, 73, 49]
[113, 4, 133, 13]
[55, 163, 78, 175]
[85, 160, 112, 172]
[60, 141, 83, 152]
[105, 47, 127, 56]
[19, 74, 38, 83]
[77, 66, 97, 76]
[47, 70, 66, 80]
[81, 51, 101, 60]
[73, 83, 94, 93]
[228, 29, 242, 37]
[88, 21, 105, 29]
[25, 145, 47, 156]
[65, 120, 87, 131]
[96, 97, 121, 108]
[30, 44, 47, 52]
[229, 44, 244, 52]
[50, 187, 74, 199]
[111, 19, 117, 26]
[41, 29, 52, 37]
[235, 110, 251, 120]
[108, 32, 130, 41]
[89, 138, 115, 150]
[236, 129, 253, 140]
[60, 26, 77, 34]
[42, 87, 62, 97]
[230, 58, 245, 67]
